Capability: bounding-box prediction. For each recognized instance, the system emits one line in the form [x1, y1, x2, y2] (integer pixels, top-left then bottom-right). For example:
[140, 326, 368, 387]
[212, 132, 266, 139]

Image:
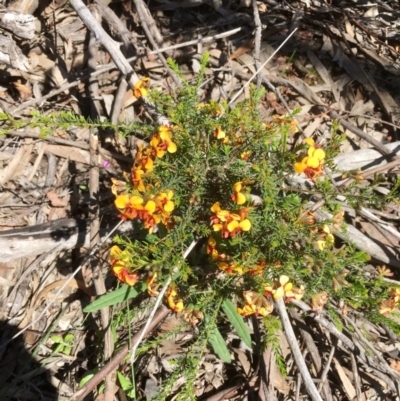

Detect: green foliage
[83, 284, 141, 313]
[7, 54, 400, 400]
[222, 299, 252, 348]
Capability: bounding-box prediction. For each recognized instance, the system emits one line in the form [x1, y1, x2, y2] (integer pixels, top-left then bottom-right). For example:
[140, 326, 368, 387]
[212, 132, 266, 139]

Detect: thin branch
[229, 28, 298, 105]
[274, 298, 323, 401]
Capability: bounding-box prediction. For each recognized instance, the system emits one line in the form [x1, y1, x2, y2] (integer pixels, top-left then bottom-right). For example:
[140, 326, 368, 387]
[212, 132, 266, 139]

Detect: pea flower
[110, 246, 138, 286]
[217, 261, 245, 275]
[134, 77, 150, 98]
[210, 202, 251, 238]
[294, 138, 325, 180]
[115, 194, 144, 220]
[166, 287, 184, 313]
[150, 126, 177, 158]
[237, 291, 274, 317]
[232, 182, 246, 205]
[112, 263, 139, 286]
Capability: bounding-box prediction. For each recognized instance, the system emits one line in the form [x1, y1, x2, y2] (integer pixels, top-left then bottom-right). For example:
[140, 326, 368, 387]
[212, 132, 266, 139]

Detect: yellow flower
[232, 182, 246, 205]
[112, 261, 139, 286]
[150, 126, 177, 158]
[377, 266, 393, 278]
[135, 146, 154, 173]
[264, 275, 303, 302]
[131, 168, 146, 192]
[214, 126, 226, 139]
[391, 288, 400, 304]
[240, 150, 251, 161]
[157, 190, 174, 213]
[217, 261, 245, 275]
[115, 194, 144, 220]
[133, 77, 150, 98]
[144, 199, 156, 214]
[166, 287, 184, 313]
[238, 291, 273, 317]
[110, 245, 129, 263]
[294, 138, 326, 180]
[227, 219, 251, 233]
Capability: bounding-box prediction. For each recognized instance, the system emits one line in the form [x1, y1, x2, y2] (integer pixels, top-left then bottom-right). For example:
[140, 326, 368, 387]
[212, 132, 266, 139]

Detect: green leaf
[79, 372, 95, 387]
[83, 285, 139, 313]
[50, 335, 62, 343]
[208, 325, 231, 363]
[222, 299, 252, 349]
[117, 371, 133, 392]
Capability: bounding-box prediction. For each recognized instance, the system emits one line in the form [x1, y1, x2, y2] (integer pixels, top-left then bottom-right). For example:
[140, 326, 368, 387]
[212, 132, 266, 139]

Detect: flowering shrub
[102, 55, 400, 396]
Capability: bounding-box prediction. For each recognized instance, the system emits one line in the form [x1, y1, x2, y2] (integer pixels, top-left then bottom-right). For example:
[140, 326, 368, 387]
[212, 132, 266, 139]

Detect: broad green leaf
[117, 371, 133, 392]
[83, 285, 138, 313]
[208, 325, 231, 363]
[222, 299, 252, 348]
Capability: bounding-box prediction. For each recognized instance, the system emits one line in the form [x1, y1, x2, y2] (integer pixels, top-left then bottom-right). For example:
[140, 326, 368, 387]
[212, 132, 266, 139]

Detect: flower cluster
[115, 191, 174, 233]
[112, 116, 177, 233]
[110, 246, 139, 286]
[210, 202, 251, 238]
[294, 138, 325, 180]
[379, 288, 400, 315]
[264, 275, 305, 303]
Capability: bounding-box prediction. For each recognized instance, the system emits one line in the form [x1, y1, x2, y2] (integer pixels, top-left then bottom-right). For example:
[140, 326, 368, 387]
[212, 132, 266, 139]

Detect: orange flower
[134, 77, 150, 98]
[150, 126, 177, 158]
[112, 263, 139, 286]
[237, 291, 273, 317]
[217, 261, 245, 275]
[115, 194, 144, 220]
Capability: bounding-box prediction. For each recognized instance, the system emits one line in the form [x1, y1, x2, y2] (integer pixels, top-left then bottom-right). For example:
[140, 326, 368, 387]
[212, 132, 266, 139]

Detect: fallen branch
[274, 297, 323, 401]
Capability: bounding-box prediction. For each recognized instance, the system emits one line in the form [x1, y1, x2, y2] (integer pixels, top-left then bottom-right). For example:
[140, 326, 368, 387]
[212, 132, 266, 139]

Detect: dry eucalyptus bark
[0, 34, 30, 71]
[0, 6, 36, 71]
[0, 7, 36, 39]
